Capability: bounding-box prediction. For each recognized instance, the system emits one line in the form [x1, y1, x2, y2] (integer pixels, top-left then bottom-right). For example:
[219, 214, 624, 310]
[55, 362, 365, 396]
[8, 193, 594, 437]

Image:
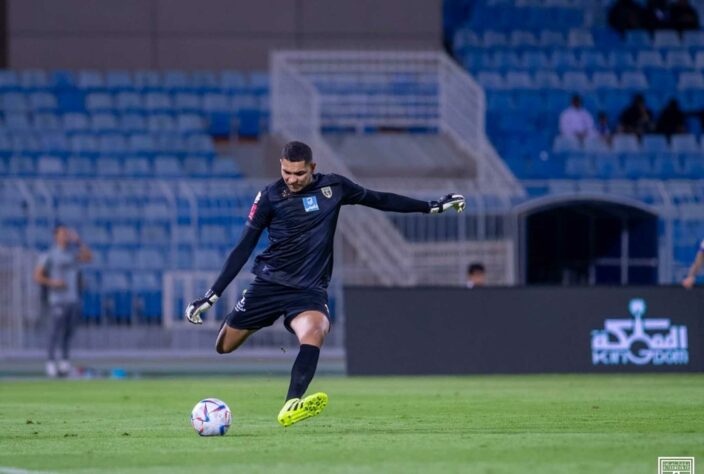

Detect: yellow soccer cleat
[277, 392, 328, 427]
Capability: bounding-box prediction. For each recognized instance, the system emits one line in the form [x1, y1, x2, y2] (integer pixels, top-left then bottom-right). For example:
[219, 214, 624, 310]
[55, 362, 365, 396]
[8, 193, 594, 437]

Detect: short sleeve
[37, 252, 49, 270]
[246, 189, 273, 230]
[338, 175, 367, 205]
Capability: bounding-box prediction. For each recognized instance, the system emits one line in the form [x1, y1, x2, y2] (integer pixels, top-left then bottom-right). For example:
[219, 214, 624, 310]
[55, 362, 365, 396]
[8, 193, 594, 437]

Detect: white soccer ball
[190, 398, 232, 436]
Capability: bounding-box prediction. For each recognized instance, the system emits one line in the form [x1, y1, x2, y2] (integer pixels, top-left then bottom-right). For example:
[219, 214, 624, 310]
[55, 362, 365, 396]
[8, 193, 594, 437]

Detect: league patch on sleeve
[248, 192, 261, 221]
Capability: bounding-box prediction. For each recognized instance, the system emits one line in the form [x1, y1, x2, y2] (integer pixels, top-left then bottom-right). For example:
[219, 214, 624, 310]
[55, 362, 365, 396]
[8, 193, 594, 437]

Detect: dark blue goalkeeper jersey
[210, 173, 430, 294]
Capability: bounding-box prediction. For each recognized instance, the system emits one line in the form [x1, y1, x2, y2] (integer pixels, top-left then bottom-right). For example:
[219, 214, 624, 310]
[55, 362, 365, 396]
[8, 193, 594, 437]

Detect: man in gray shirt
[33, 224, 92, 377]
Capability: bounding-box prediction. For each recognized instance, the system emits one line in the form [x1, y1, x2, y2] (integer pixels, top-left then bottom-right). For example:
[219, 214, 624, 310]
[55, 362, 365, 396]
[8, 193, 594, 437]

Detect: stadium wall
[7, 0, 442, 70]
[345, 286, 704, 375]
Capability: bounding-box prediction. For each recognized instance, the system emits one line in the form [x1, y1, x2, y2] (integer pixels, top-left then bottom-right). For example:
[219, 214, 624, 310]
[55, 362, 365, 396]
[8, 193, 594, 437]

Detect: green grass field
[0, 374, 702, 473]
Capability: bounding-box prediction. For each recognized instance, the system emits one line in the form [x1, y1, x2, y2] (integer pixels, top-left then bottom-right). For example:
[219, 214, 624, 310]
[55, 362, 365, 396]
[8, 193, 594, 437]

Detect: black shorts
[225, 278, 330, 334]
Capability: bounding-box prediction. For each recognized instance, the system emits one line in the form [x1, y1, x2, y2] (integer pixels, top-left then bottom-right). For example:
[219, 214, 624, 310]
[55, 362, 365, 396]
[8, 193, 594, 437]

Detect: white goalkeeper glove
[430, 194, 466, 214]
[185, 290, 219, 325]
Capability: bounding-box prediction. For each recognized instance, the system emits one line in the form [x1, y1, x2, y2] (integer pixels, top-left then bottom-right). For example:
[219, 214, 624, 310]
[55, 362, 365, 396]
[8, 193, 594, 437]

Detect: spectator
[656, 98, 687, 138]
[559, 95, 596, 143]
[466, 262, 486, 288]
[643, 0, 670, 31]
[669, 0, 700, 32]
[33, 224, 92, 378]
[618, 93, 655, 136]
[596, 111, 614, 145]
[608, 0, 647, 34]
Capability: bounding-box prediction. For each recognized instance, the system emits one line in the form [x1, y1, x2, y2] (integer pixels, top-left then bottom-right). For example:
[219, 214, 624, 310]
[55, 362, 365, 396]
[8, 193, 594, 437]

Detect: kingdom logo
[658, 457, 695, 474]
[591, 299, 689, 366]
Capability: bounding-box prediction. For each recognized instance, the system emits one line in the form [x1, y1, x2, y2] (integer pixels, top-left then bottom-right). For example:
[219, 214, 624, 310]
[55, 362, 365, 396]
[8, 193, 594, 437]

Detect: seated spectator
[669, 0, 700, 32]
[619, 94, 655, 136]
[466, 262, 486, 289]
[596, 111, 614, 145]
[656, 99, 687, 138]
[559, 95, 596, 143]
[643, 0, 670, 31]
[609, 0, 647, 34]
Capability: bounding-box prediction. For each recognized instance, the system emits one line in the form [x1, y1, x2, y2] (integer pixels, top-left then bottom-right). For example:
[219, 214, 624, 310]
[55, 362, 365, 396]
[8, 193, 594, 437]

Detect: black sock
[286, 344, 320, 400]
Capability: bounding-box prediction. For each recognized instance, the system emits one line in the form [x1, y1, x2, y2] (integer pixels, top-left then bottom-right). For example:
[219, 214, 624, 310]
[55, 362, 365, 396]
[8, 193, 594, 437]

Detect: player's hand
[430, 194, 465, 214]
[682, 276, 696, 289]
[185, 290, 219, 324]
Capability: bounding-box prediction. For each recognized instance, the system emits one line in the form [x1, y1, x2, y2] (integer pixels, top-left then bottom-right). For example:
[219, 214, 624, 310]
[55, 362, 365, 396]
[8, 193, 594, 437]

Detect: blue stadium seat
[2, 92, 28, 112]
[648, 70, 676, 91]
[147, 114, 176, 133]
[77, 70, 105, 91]
[565, 153, 593, 177]
[637, 50, 664, 68]
[580, 51, 607, 70]
[642, 135, 669, 153]
[29, 92, 57, 112]
[653, 30, 681, 48]
[144, 93, 173, 113]
[102, 271, 132, 321]
[562, 71, 591, 90]
[539, 30, 565, 47]
[194, 248, 222, 270]
[20, 70, 49, 91]
[141, 223, 170, 243]
[177, 114, 204, 134]
[622, 154, 652, 178]
[220, 71, 246, 93]
[550, 51, 579, 70]
[37, 155, 65, 175]
[105, 71, 134, 91]
[123, 156, 151, 176]
[135, 248, 166, 270]
[652, 154, 680, 178]
[154, 155, 182, 177]
[594, 154, 622, 178]
[5, 113, 32, 132]
[211, 158, 240, 177]
[163, 70, 191, 92]
[111, 224, 139, 246]
[681, 154, 704, 178]
[128, 134, 156, 156]
[63, 113, 90, 133]
[678, 71, 704, 89]
[134, 71, 162, 91]
[620, 71, 648, 90]
[534, 71, 561, 89]
[476, 72, 504, 89]
[592, 71, 619, 89]
[33, 112, 61, 131]
[70, 134, 99, 156]
[608, 50, 636, 69]
[192, 71, 218, 92]
[95, 156, 122, 176]
[553, 135, 581, 153]
[66, 155, 94, 176]
[671, 134, 699, 153]
[613, 134, 640, 153]
[85, 93, 114, 113]
[115, 92, 144, 113]
[99, 134, 128, 155]
[91, 113, 119, 134]
[568, 29, 594, 48]
[174, 93, 201, 113]
[683, 30, 704, 48]
[132, 271, 162, 321]
[505, 71, 534, 89]
[482, 30, 508, 48]
[625, 30, 651, 48]
[119, 114, 147, 133]
[665, 50, 693, 69]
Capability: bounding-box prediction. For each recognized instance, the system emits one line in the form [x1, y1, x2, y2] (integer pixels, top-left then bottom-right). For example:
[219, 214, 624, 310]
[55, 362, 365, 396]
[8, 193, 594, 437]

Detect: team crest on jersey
[302, 196, 320, 212]
[321, 186, 333, 199]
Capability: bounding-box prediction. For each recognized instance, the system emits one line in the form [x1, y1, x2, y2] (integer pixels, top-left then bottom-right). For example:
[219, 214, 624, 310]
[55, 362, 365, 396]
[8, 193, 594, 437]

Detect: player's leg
[215, 324, 255, 354]
[278, 310, 330, 427]
[46, 304, 62, 377]
[57, 303, 79, 376]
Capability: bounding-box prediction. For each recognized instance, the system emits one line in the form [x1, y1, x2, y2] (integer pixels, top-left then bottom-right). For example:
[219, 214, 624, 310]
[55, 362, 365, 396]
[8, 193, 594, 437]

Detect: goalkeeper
[186, 141, 465, 427]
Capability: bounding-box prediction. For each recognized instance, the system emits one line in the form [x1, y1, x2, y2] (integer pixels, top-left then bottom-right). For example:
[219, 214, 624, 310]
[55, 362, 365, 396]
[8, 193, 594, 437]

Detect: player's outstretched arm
[185, 225, 262, 324]
[357, 189, 465, 214]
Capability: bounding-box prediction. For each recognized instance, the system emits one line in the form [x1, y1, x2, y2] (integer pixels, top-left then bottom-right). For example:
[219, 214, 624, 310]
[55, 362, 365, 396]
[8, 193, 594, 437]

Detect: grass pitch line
[0, 467, 55, 474]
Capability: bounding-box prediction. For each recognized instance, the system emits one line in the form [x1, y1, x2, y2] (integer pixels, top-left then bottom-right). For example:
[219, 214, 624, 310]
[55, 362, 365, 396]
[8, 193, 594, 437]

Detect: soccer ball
[190, 398, 232, 436]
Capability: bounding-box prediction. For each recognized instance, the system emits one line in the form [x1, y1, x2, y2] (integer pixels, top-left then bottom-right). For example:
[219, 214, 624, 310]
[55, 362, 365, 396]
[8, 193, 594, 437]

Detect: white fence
[0, 246, 40, 352]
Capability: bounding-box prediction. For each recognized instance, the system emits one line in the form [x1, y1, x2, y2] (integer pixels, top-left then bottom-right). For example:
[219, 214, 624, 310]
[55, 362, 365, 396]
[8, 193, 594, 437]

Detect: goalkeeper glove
[185, 289, 219, 325]
[430, 194, 466, 214]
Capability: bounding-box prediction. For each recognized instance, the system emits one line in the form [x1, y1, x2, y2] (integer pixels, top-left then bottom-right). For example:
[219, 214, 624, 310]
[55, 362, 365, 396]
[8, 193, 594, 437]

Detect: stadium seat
[620, 71, 648, 89]
[91, 113, 120, 134]
[683, 30, 704, 48]
[37, 155, 65, 175]
[671, 134, 699, 153]
[154, 155, 182, 177]
[665, 51, 693, 69]
[625, 30, 651, 48]
[682, 154, 704, 178]
[653, 30, 681, 48]
[105, 70, 134, 91]
[29, 92, 57, 112]
[612, 134, 640, 153]
[622, 155, 652, 178]
[677, 71, 704, 89]
[34, 112, 62, 131]
[539, 30, 565, 47]
[642, 135, 669, 153]
[66, 156, 94, 176]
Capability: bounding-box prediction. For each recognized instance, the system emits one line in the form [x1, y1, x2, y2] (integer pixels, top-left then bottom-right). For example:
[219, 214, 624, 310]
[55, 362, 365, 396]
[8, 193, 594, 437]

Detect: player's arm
[185, 191, 271, 324]
[682, 245, 704, 289]
[33, 254, 65, 289]
[339, 175, 465, 214]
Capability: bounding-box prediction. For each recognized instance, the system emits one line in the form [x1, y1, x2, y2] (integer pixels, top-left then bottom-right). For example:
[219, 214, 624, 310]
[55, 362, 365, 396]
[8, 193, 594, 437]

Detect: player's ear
[309, 162, 316, 173]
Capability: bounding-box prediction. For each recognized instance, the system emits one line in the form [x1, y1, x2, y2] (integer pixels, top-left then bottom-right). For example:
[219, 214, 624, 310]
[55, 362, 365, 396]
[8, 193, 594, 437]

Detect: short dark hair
[468, 263, 485, 275]
[282, 141, 313, 163]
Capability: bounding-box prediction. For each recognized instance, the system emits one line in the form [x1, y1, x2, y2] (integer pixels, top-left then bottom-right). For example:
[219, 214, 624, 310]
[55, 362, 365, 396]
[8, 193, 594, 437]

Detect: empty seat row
[0, 112, 206, 133]
[0, 155, 240, 178]
[464, 49, 704, 71]
[477, 70, 704, 90]
[0, 70, 270, 93]
[554, 134, 704, 154]
[0, 133, 215, 156]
